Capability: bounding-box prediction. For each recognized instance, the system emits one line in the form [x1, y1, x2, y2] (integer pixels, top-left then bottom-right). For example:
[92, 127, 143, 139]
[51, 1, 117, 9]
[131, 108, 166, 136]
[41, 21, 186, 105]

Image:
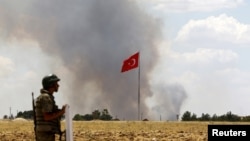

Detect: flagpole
[121, 51, 140, 120]
[138, 52, 140, 121]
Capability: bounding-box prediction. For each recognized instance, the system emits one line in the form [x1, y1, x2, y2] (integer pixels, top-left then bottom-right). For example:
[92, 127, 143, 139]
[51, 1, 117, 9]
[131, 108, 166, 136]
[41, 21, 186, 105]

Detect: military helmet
[42, 74, 60, 88]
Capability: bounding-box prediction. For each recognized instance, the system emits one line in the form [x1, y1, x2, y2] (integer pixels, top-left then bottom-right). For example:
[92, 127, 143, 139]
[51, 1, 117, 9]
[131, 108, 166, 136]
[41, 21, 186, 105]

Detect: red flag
[121, 52, 139, 72]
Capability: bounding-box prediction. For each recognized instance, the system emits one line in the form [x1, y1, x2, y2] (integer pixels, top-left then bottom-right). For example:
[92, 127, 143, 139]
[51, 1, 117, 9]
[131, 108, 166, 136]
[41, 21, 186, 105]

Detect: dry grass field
[0, 119, 227, 141]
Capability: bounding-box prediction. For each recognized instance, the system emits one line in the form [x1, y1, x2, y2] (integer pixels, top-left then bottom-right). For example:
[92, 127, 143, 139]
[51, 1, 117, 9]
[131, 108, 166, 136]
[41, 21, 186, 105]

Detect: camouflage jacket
[35, 89, 61, 133]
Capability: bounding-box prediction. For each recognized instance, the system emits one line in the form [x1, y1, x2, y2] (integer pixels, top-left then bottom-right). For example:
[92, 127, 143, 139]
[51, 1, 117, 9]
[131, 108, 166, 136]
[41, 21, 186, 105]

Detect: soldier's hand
[62, 104, 67, 113]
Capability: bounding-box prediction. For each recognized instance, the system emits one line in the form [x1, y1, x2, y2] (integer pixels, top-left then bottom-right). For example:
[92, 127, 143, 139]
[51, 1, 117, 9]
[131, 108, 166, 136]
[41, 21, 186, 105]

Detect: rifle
[32, 92, 37, 141]
[58, 128, 66, 141]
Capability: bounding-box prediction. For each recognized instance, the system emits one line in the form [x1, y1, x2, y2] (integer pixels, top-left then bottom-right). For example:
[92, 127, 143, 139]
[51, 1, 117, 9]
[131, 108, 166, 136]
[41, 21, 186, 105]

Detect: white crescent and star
[128, 58, 136, 66]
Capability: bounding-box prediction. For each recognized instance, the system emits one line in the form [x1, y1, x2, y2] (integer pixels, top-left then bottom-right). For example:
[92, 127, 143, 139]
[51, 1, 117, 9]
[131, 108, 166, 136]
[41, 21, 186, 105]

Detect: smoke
[0, 0, 187, 120]
[147, 84, 187, 120]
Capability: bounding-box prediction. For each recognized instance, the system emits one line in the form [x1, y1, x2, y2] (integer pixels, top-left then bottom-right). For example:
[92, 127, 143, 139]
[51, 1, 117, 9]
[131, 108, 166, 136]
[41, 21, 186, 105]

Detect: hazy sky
[140, 0, 250, 118]
[1, 0, 250, 120]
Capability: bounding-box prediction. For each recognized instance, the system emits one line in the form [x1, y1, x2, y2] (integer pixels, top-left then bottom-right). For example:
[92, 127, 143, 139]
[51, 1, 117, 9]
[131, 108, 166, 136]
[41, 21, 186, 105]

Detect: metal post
[66, 105, 73, 141]
[138, 52, 140, 121]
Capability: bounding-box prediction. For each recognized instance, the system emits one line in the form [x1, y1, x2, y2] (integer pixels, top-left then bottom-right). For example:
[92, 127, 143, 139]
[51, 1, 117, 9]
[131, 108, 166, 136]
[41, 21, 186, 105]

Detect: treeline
[181, 111, 250, 121]
[4, 110, 250, 122]
[3, 109, 114, 121]
[3, 110, 34, 120]
[73, 109, 113, 121]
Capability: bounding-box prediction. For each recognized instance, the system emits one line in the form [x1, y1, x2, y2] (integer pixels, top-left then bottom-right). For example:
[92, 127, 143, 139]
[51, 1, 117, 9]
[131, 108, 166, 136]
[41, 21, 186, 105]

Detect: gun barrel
[32, 92, 37, 140]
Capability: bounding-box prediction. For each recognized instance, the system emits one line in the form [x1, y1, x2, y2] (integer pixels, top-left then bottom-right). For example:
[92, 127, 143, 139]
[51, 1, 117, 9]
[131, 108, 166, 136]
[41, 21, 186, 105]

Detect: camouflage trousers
[36, 131, 55, 141]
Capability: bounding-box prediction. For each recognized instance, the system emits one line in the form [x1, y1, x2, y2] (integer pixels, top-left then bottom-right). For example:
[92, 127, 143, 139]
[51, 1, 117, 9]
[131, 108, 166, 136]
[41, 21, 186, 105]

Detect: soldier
[35, 74, 67, 141]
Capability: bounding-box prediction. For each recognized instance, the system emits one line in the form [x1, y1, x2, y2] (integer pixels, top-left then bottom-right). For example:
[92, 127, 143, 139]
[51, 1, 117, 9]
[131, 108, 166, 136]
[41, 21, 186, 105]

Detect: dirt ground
[0, 120, 209, 141]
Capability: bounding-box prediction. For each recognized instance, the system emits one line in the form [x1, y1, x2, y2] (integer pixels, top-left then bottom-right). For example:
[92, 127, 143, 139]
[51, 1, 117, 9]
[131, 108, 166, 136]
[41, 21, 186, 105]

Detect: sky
[0, 0, 250, 120]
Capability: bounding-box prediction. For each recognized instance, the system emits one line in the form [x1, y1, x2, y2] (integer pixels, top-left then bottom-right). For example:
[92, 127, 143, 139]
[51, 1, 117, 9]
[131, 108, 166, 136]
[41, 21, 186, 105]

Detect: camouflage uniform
[35, 89, 61, 141]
